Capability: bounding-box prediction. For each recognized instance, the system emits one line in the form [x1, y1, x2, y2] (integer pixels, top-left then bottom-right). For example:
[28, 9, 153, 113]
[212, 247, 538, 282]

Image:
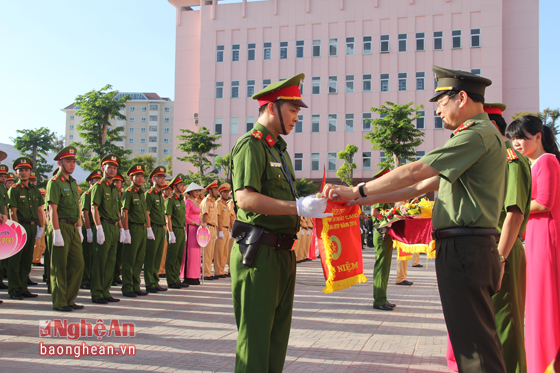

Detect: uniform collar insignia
[453, 120, 476, 135]
[506, 149, 518, 161]
[106, 182, 110, 186]
[265, 134, 276, 146]
[251, 130, 263, 140]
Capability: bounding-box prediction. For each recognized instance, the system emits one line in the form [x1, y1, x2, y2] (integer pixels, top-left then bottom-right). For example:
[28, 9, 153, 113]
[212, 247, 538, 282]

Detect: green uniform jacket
[165, 194, 186, 228]
[8, 181, 44, 222]
[420, 113, 507, 229]
[231, 122, 299, 236]
[80, 188, 94, 226]
[90, 178, 121, 222]
[122, 187, 147, 224]
[146, 187, 166, 226]
[45, 172, 80, 222]
[0, 183, 8, 215]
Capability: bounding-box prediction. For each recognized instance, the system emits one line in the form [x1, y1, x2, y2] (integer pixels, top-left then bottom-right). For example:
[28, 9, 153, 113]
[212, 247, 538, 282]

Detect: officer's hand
[147, 227, 155, 240]
[53, 229, 65, 247]
[497, 262, 506, 292]
[124, 230, 131, 244]
[218, 231, 224, 239]
[322, 183, 359, 202]
[229, 231, 232, 239]
[78, 227, 84, 243]
[169, 231, 176, 244]
[119, 228, 125, 243]
[35, 226, 44, 239]
[296, 195, 333, 219]
[96, 225, 105, 245]
[0, 214, 6, 225]
[307, 230, 311, 236]
[86, 228, 93, 243]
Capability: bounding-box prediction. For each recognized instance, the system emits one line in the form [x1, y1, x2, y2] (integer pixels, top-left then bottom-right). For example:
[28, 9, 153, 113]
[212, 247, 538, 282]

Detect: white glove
[229, 231, 232, 239]
[296, 195, 332, 219]
[96, 225, 105, 245]
[53, 229, 65, 247]
[360, 228, 363, 234]
[124, 230, 131, 244]
[169, 231, 176, 244]
[147, 227, 155, 240]
[307, 230, 311, 236]
[35, 226, 44, 239]
[218, 231, 224, 239]
[78, 227, 84, 243]
[119, 228, 125, 243]
[86, 228, 93, 243]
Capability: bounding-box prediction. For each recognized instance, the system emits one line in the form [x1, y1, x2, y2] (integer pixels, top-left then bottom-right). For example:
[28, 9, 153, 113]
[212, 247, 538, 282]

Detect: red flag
[320, 165, 326, 191]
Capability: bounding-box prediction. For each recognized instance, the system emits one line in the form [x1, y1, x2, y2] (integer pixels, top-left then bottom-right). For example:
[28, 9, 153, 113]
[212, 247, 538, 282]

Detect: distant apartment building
[168, 0, 539, 183]
[62, 93, 174, 161]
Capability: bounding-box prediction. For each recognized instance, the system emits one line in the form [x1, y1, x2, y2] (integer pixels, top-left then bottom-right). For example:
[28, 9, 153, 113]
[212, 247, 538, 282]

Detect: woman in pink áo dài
[181, 182, 205, 286]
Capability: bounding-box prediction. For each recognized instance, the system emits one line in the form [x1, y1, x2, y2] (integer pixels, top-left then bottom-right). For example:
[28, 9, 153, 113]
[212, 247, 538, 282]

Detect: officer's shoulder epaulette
[147, 190, 152, 194]
[11, 184, 18, 189]
[97, 180, 103, 185]
[507, 149, 519, 161]
[127, 188, 133, 192]
[453, 120, 476, 135]
[51, 175, 58, 181]
[250, 130, 263, 140]
[86, 191, 91, 195]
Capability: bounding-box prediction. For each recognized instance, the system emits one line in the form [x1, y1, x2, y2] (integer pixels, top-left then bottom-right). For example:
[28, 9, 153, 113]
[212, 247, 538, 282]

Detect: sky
[1, 0, 558, 145]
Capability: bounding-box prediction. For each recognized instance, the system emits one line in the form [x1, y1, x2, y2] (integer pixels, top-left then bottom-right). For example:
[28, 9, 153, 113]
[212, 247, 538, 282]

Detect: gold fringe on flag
[393, 240, 437, 261]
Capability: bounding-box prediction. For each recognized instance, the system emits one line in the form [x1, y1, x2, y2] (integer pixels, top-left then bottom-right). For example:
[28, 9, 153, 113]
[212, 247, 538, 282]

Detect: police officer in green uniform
[0, 155, 9, 295]
[7, 157, 45, 300]
[112, 173, 126, 285]
[164, 175, 187, 289]
[121, 164, 149, 297]
[90, 154, 123, 304]
[46, 146, 85, 312]
[324, 66, 508, 373]
[43, 168, 59, 292]
[230, 74, 331, 372]
[485, 103, 532, 373]
[144, 166, 168, 293]
[80, 170, 102, 289]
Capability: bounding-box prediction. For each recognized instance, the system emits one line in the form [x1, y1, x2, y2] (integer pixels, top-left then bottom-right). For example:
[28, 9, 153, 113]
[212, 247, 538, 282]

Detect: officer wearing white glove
[78, 227, 84, 243]
[218, 230, 225, 239]
[147, 227, 155, 240]
[307, 230, 311, 236]
[53, 229, 65, 247]
[119, 228, 125, 243]
[168, 231, 176, 244]
[35, 226, 44, 239]
[296, 195, 332, 219]
[86, 228, 93, 243]
[96, 225, 105, 245]
[124, 230, 131, 244]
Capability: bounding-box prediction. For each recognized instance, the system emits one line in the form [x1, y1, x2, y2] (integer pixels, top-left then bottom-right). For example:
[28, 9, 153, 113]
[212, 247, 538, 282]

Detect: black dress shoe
[69, 304, 84, 310]
[92, 298, 109, 304]
[155, 285, 167, 291]
[373, 304, 394, 311]
[122, 291, 137, 297]
[396, 280, 414, 286]
[225, 273, 231, 278]
[179, 282, 190, 288]
[169, 283, 182, 289]
[80, 283, 91, 289]
[21, 291, 38, 298]
[387, 302, 396, 308]
[146, 287, 159, 293]
[203, 276, 214, 281]
[105, 297, 120, 302]
[158, 274, 166, 278]
[183, 278, 200, 285]
[32, 263, 45, 267]
[217, 275, 226, 278]
[211, 276, 219, 280]
[115, 279, 123, 284]
[54, 306, 73, 312]
[412, 264, 423, 268]
[134, 290, 148, 296]
[27, 278, 38, 286]
[10, 292, 24, 300]
[111, 281, 118, 286]
[0, 282, 7, 290]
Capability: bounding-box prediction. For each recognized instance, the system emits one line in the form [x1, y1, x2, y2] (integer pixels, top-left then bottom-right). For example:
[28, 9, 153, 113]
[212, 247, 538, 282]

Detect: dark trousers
[436, 235, 506, 373]
[122, 225, 147, 293]
[8, 223, 36, 295]
[81, 225, 96, 286]
[373, 230, 393, 306]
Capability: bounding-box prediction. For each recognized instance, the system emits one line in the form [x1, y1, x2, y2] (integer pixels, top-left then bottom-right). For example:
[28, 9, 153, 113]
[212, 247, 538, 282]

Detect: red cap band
[258, 86, 302, 107]
[484, 107, 503, 116]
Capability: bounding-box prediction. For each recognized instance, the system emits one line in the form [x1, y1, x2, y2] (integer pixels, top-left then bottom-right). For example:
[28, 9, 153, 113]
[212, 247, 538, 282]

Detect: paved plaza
[0, 248, 450, 372]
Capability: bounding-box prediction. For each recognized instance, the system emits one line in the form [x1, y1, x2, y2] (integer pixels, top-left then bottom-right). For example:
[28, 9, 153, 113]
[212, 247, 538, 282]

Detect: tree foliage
[215, 153, 231, 180]
[336, 144, 358, 186]
[163, 155, 173, 176]
[175, 126, 222, 186]
[295, 178, 319, 197]
[10, 127, 57, 186]
[511, 107, 560, 134]
[364, 101, 425, 169]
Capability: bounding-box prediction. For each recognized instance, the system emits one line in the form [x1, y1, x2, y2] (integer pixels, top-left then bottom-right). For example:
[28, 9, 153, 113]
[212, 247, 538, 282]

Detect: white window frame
[380, 74, 389, 92]
[216, 81, 224, 99]
[129, 128, 134, 133]
[294, 153, 303, 171]
[280, 41, 288, 59]
[216, 45, 224, 62]
[329, 38, 338, 56]
[416, 32, 425, 51]
[141, 138, 146, 144]
[362, 113, 372, 131]
[247, 43, 256, 61]
[434, 31, 443, 50]
[247, 80, 255, 98]
[232, 44, 240, 62]
[311, 153, 320, 171]
[380, 35, 389, 53]
[363, 36, 372, 54]
[129, 138, 134, 143]
[312, 77, 321, 95]
[328, 114, 337, 132]
[362, 74, 372, 92]
[263, 79, 271, 89]
[231, 81, 239, 98]
[140, 149, 146, 154]
[362, 152, 372, 170]
[164, 138, 169, 144]
[215, 118, 223, 135]
[398, 73, 407, 91]
[263, 42, 272, 60]
[296, 40, 304, 58]
[311, 114, 320, 132]
[416, 72, 425, 91]
[164, 128, 169, 133]
[328, 76, 337, 94]
[398, 33, 407, 52]
[416, 111, 425, 129]
[345, 75, 354, 94]
[346, 37, 355, 55]
[471, 29, 481, 48]
[434, 111, 443, 129]
[295, 115, 303, 133]
[345, 113, 354, 132]
[230, 117, 239, 135]
[312, 39, 321, 57]
[328, 152, 337, 171]
[246, 116, 254, 132]
[452, 30, 462, 49]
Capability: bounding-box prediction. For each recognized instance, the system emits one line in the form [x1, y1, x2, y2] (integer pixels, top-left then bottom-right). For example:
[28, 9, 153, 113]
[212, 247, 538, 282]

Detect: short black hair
[488, 113, 507, 136]
[443, 90, 485, 104]
[258, 100, 288, 117]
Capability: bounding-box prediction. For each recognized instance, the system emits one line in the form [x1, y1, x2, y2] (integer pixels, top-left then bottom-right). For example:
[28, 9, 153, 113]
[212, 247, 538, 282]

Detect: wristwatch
[357, 182, 366, 198]
[499, 255, 507, 263]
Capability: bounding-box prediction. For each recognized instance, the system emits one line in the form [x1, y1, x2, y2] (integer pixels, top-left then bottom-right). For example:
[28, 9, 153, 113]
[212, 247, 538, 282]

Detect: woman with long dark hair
[506, 115, 560, 373]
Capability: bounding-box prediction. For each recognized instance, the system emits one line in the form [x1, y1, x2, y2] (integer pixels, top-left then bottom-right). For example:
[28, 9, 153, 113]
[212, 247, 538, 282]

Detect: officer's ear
[267, 102, 276, 116]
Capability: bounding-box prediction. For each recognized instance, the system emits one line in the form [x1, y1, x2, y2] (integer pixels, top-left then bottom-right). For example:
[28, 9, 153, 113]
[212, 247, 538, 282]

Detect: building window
[140, 149, 146, 154]
[263, 42, 271, 60]
[248, 43, 256, 60]
[69, 134, 73, 139]
[150, 104, 158, 110]
[294, 153, 303, 171]
[380, 74, 389, 92]
[164, 128, 169, 133]
[296, 40, 304, 58]
[346, 37, 355, 55]
[363, 152, 372, 170]
[141, 127, 146, 133]
[300, 82, 304, 95]
[328, 76, 337, 94]
[328, 114, 337, 132]
[329, 38, 338, 56]
[149, 136, 157, 142]
[150, 126, 157, 132]
[398, 33, 407, 52]
[312, 77, 320, 95]
[362, 74, 372, 92]
[69, 125, 74, 130]
[471, 29, 481, 47]
[434, 111, 443, 129]
[164, 138, 169, 144]
[380, 151, 386, 163]
[164, 149, 169, 155]
[141, 118, 146, 122]
[216, 45, 224, 62]
[129, 128, 134, 133]
[380, 35, 389, 53]
[164, 118, 170, 123]
[149, 147, 157, 153]
[215, 118, 223, 134]
[345, 113, 354, 132]
[246, 117, 254, 132]
[312, 39, 321, 57]
[416, 72, 425, 91]
[129, 138, 134, 143]
[263, 79, 271, 89]
[362, 113, 372, 131]
[416, 32, 425, 51]
[363, 36, 372, 54]
[328, 153, 337, 171]
[142, 107, 146, 112]
[130, 107, 135, 112]
[311, 114, 320, 132]
[296, 115, 303, 133]
[247, 80, 255, 98]
[416, 151, 426, 160]
[230, 117, 238, 135]
[216, 82, 223, 99]
[70, 115, 74, 120]
[165, 107, 170, 112]
[130, 117, 135, 122]
[141, 138, 146, 144]
[398, 73, 407, 91]
[416, 111, 425, 129]
[471, 68, 481, 76]
[231, 81, 239, 98]
[434, 31, 443, 50]
[280, 41, 288, 59]
[311, 153, 320, 171]
[150, 116, 157, 121]
[232, 44, 240, 61]
[345, 75, 354, 93]
[452, 30, 462, 49]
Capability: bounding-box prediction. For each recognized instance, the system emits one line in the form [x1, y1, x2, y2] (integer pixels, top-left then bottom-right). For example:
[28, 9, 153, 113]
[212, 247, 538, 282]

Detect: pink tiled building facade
[168, 0, 539, 184]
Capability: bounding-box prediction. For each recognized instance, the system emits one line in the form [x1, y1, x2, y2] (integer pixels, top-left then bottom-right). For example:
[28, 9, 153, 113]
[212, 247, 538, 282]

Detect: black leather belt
[129, 222, 146, 227]
[150, 223, 165, 228]
[21, 220, 38, 225]
[222, 226, 229, 229]
[207, 223, 216, 227]
[59, 219, 77, 226]
[260, 230, 295, 250]
[101, 218, 119, 225]
[432, 227, 499, 240]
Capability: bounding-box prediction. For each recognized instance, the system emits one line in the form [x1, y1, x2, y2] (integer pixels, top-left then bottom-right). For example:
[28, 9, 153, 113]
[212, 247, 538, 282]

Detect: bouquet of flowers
[375, 198, 433, 228]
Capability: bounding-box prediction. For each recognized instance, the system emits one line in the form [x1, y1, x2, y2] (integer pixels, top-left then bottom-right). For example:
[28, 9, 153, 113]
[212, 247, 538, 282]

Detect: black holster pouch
[232, 220, 264, 267]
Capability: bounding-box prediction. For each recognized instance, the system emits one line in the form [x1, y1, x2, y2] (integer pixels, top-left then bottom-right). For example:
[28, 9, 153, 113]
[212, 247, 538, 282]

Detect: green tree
[364, 101, 425, 169]
[295, 178, 318, 197]
[215, 153, 231, 179]
[10, 127, 57, 185]
[163, 155, 173, 176]
[336, 144, 358, 186]
[511, 107, 560, 134]
[175, 126, 222, 186]
[72, 84, 131, 172]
